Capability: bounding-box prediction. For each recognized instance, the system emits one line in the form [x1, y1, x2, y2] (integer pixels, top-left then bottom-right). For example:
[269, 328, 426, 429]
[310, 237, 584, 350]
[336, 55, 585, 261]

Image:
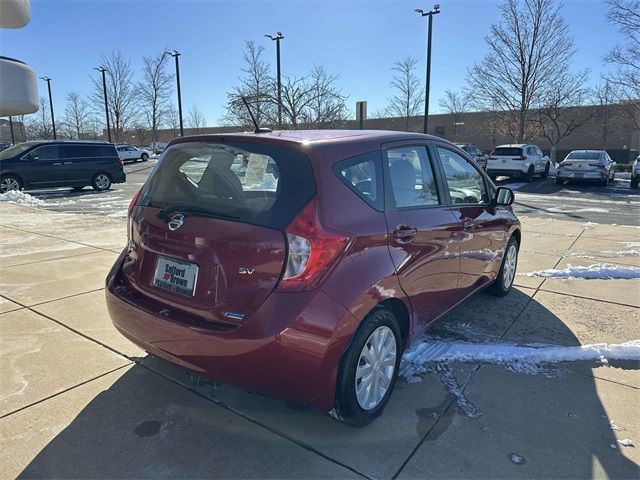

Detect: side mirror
[494, 186, 514, 206]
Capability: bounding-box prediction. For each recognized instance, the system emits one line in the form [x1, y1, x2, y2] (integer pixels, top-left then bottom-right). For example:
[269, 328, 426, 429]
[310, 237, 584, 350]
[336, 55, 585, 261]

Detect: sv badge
[238, 267, 255, 275]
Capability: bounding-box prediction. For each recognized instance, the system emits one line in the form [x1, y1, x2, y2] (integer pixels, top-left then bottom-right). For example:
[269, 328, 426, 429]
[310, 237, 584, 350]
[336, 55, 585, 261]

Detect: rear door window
[383, 146, 440, 209]
[333, 151, 382, 211]
[140, 141, 315, 230]
[31, 146, 59, 160]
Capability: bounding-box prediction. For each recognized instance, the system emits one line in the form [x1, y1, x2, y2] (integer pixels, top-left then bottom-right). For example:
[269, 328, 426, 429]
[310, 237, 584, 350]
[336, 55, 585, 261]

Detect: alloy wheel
[95, 174, 110, 190]
[502, 244, 517, 290]
[355, 325, 397, 410]
[1, 177, 20, 193]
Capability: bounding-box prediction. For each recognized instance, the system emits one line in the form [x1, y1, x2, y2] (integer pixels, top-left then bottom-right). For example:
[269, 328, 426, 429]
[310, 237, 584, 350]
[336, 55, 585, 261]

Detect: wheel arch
[1, 171, 25, 188]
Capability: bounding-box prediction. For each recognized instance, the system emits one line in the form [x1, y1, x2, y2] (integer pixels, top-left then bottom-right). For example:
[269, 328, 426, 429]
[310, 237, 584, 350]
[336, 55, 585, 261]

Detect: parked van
[0, 140, 126, 193]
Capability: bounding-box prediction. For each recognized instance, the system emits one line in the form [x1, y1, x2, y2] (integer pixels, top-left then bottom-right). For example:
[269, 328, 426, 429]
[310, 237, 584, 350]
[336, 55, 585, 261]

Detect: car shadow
[15, 289, 639, 479]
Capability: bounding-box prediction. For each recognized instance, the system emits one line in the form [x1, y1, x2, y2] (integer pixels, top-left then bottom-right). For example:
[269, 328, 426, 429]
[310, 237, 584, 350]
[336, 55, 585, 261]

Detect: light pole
[165, 50, 184, 136]
[94, 67, 111, 143]
[39, 76, 57, 139]
[9, 116, 15, 144]
[415, 5, 440, 135]
[265, 32, 284, 128]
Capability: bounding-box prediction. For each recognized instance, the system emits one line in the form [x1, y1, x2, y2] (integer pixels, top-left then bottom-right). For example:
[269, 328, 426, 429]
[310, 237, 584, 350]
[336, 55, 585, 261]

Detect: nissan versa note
[106, 130, 521, 425]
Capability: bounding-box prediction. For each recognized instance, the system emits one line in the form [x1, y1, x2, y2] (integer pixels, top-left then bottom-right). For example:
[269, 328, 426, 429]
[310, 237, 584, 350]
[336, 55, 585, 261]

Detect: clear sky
[1, 0, 624, 126]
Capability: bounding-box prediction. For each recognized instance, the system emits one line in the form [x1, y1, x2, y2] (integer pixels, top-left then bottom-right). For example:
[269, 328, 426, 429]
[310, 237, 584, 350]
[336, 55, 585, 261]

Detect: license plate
[502, 159, 507, 163]
[153, 255, 199, 296]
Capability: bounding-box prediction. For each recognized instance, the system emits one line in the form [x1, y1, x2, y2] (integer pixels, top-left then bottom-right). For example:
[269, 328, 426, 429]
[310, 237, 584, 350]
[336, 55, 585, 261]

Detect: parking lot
[1, 196, 638, 478]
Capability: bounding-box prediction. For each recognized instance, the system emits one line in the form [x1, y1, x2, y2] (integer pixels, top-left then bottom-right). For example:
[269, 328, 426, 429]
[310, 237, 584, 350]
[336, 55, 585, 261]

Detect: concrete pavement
[1, 203, 638, 479]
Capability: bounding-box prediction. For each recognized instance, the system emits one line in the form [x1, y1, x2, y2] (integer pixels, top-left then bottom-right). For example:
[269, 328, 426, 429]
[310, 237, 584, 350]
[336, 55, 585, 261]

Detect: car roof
[29, 140, 112, 145]
[170, 129, 444, 149]
[495, 144, 527, 148]
[568, 149, 605, 153]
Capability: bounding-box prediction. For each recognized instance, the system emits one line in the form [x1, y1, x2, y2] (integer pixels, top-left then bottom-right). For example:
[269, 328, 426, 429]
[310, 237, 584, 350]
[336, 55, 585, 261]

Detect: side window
[31, 146, 59, 160]
[384, 146, 439, 208]
[333, 151, 382, 211]
[536, 147, 544, 156]
[61, 146, 93, 158]
[526, 146, 535, 156]
[436, 147, 489, 205]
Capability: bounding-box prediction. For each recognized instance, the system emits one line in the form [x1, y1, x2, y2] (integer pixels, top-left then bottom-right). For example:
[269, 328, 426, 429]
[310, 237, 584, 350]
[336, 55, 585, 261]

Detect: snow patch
[401, 339, 640, 383]
[520, 263, 640, 279]
[0, 190, 45, 206]
[618, 439, 635, 448]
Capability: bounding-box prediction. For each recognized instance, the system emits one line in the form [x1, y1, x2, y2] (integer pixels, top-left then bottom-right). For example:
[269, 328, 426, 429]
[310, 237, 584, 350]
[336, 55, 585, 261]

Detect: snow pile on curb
[0, 190, 45, 206]
[521, 263, 640, 279]
[400, 339, 640, 383]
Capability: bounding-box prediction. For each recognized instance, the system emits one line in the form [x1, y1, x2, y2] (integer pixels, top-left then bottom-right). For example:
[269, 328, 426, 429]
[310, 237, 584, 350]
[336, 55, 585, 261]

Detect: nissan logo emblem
[168, 214, 185, 231]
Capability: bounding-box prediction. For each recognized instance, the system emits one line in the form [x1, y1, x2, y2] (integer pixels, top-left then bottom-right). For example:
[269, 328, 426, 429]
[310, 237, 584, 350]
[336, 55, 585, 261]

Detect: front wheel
[631, 176, 639, 189]
[141, 153, 149, 162]
[525, 166, 535, 182]
[92, 173, 111, 191]
[0, 174, 22, 193]
[488, 236, 518, 297]
[333, 307, 402, 427]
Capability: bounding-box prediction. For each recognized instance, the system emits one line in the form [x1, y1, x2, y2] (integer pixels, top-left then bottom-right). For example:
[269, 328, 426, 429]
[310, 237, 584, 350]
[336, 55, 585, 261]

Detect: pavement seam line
[0, 288, 107, 311]
[0, 363, 132, 419]
[560, 366, 640, 390]
[136, 360, 374, 480]
[0, 250, 108, 271]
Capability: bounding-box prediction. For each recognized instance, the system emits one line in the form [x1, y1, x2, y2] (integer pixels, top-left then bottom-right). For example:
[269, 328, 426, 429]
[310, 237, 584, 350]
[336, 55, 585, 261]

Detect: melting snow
[618, 439, 635, 447]
[520, 263, 640, 279]
[0, 190, 45, 206]
[401, 339, 640, 383]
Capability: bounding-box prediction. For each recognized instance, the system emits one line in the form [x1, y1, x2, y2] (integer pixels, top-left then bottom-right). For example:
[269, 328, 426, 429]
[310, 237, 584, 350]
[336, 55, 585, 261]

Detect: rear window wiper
[157, 203, 239, 222]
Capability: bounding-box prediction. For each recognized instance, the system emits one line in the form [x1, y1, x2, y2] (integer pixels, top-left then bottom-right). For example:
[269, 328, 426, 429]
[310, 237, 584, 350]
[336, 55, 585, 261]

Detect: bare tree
[301, 65, 349, 128]
[224, 41, 275, 127]
[36, 97, 53, 139]
[468, 0, 574, 142]
[536, 71, 590, 163]
[187, 104, 206, 134]
[385, 57, 423, 131]
[91, 51, 140, 143]
[166, 104, 180, 138]
[63, 92, 92, 139]
[592, 81, 619, 150]
[438, 90, 471, 141]
[138, 51, 174, 147]
[131, 123, 150, 147]
[604, 0, 640, 129]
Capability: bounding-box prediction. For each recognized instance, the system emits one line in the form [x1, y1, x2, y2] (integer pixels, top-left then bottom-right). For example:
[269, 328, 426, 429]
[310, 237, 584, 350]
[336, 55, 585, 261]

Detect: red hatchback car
[106, 130, 520, 425]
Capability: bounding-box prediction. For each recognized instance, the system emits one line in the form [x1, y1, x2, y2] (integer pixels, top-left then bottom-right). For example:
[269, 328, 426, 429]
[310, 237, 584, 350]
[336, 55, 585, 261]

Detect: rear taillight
[277, 198, 350, 292]
[128, 188, 142, 215]
[118, 159, 124, 167]
[590, 162, 605, 168]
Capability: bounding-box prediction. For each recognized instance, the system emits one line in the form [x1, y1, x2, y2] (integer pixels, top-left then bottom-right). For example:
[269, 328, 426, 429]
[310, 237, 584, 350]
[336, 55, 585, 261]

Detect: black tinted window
[32, 146, 59, 160]
[333, 152, 382, 211]
[493, 147, 523, 156]
[140, 141, 315, 230]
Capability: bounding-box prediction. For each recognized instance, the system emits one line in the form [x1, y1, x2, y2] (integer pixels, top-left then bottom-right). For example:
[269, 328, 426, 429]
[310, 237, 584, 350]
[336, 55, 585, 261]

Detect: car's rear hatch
[488, 147, 525, 169]
[123, 140, 315, 327]
[561, 152, 602, 171]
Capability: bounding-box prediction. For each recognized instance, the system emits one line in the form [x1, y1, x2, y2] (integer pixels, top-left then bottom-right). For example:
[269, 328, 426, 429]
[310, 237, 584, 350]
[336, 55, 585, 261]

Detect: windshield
[0, 142, 38, 160]
[567, 151, 601, 160]
[140, 141, 315, 230]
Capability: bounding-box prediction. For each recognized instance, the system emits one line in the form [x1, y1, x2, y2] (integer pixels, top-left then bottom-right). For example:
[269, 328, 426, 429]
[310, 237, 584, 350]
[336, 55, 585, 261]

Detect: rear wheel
[631, 176, 639, 189]
[0, 175, 22, 193]
[488, 236, 518, 297]
[601, 176, 609, 187]
[541, 162, 550, 179]
[525, 166, 535, 182]
[92, 172, 111, 191]
[333, 307, 402, 427]
[556, 177, 564, 185]
[141, 153, 149, 162]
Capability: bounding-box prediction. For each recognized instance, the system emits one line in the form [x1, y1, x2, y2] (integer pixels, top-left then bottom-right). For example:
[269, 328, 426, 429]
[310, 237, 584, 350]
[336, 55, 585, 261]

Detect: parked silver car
[631, 155, 639, 189]
[454, 143, 487, 169]
[556, 150, 616, 186]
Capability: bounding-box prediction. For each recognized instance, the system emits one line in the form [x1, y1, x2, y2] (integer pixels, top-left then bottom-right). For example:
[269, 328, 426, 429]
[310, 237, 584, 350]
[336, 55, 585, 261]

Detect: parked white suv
[486, 144, 550, 181]
[116, 144, 150, 162]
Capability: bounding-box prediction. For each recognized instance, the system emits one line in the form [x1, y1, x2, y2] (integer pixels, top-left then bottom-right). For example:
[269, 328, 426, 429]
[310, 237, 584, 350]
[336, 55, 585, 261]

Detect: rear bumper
[486, 168, 527, 177]
[556, 170, 605, 182]
[111, 170, 126, 184]
[105, 251, 356, 410]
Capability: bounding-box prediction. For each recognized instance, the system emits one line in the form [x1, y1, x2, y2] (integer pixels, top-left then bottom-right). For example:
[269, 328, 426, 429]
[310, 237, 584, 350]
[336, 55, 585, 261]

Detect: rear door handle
[393, 225, 418, 244]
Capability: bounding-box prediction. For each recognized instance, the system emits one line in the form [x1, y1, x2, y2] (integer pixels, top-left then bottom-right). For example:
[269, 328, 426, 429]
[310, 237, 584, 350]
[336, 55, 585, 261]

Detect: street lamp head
[94, 66, 106, 72]
[39, 76, 51, 81]
[434, 4, 440, 11]
[415, 8, 424, 13]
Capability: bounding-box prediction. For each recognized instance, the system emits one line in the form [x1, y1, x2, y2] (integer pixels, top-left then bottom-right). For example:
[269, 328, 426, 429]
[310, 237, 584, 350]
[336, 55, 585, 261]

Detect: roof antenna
[241, 96, 272, 134]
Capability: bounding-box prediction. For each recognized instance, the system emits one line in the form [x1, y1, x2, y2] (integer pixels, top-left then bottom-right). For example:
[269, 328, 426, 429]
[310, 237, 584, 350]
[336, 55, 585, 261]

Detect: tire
[631, 176, 639, 189]
[555, 177, 564, 185]
[332, 306, 402, 427]
[92, 172, 111, 191]
[141, 153, 149, 162]
[525, 166, 535, 182]
[488, 236, 519, 297]
[541, 162, 550, 179]
[0, 174, 22, 193]
[601, 176, 609, 187]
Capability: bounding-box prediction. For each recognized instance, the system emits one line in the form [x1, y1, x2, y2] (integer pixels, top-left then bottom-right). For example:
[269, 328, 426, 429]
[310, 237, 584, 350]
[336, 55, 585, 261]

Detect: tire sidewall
[1, 175, 22, 193]
[492, 237, 519, 295]
[141, 153, 148, 162]
[335, 307, 402, 426]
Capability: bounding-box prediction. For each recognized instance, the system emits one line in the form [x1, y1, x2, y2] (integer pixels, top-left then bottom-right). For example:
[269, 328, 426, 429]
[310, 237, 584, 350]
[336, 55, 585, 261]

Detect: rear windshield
[492, 147, 523, 156]
[566, 151, 601, 160]
[139, 141, 315, 230]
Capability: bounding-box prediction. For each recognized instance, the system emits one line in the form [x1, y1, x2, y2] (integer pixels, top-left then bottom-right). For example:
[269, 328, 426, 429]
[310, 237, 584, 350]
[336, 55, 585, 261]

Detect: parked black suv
[0, 141, 126, 193]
